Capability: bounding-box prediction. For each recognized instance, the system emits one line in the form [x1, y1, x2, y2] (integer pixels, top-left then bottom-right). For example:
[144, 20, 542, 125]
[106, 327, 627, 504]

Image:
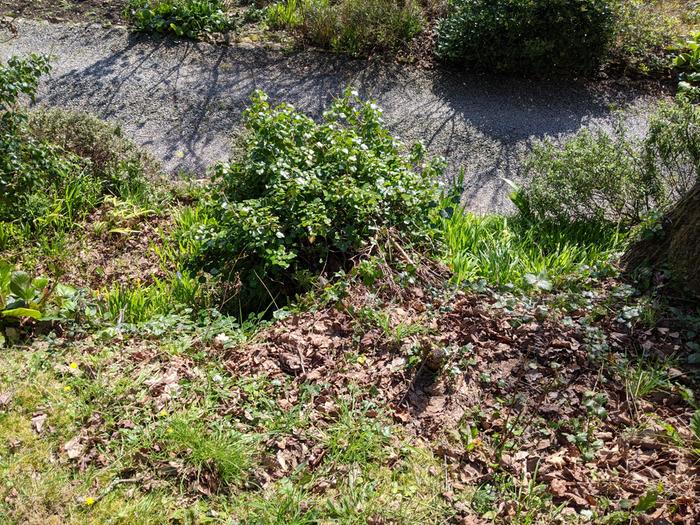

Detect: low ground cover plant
[0, 261, 77, 347]
[125, 0, 233, 39]
[436, 0, 615, 74]
[267, 0, 424, 56]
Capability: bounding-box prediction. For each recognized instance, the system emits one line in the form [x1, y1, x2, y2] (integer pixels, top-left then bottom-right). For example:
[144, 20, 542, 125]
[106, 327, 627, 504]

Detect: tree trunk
[623, 182, 700, 297]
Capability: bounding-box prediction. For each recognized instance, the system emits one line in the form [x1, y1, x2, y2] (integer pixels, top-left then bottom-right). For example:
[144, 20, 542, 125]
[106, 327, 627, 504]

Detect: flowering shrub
[190, 90, 445, 310]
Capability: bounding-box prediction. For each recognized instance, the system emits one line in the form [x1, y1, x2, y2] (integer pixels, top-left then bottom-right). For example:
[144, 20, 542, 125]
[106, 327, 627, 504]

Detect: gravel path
[1, 19, 663, 212]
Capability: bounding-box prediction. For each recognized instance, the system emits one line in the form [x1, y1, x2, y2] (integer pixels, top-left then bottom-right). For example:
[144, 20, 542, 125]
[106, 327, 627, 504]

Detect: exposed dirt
[0, 0, 127, 25]
[53, 203, 172, 291]
[222, 272, 700, 522]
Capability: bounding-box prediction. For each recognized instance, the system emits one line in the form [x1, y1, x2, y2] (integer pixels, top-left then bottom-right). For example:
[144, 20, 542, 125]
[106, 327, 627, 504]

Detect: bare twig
[92, 477, 141, 504]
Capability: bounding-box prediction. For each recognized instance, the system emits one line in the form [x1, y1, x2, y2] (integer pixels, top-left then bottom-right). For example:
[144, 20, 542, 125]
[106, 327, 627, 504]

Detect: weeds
[471, 471, 561, 524]
[267, 0, 423, 56]
[624, 361, 670, 400]
[267, 0, 303, 29]
[691, 410, 700, 455]
[125, 0, 233, 39]
[322, 399, 392, 465]
[241, 480, 318, 524]
[165, 416, 252, 487]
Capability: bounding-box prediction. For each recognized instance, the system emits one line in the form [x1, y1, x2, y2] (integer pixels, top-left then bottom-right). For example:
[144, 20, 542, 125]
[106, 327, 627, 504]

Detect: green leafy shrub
[125, 0, 233, 39]
[0, 55, 82, 223]
[268, 0, 423, 56]
[524, 98, 700, 225]
[609, 0, 678, 75]
[524, 127, 654, 225]
[0, 261, 51, 326]
[0, 55, 155, 229]
[188, 89, 444, 310]
[28, 109, 157, 200]
[643, 99, 700, 203]
[436, 0, 615, 74]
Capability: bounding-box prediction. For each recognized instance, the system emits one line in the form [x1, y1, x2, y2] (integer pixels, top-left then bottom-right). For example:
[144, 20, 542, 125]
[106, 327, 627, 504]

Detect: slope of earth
[0, 18, 666, 212]
[2, 250, 698, 523]
[0, 0, 127, 25]
[231, 278, 700, 522]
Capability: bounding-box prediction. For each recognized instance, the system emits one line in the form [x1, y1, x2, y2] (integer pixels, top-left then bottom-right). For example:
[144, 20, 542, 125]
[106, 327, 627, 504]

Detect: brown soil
[53, 204, 173, 291]
[0, 0, 128, 25]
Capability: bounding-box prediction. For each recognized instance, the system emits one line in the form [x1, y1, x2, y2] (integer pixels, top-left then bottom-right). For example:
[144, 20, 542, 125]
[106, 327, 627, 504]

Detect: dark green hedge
[436, 0, 615, 75]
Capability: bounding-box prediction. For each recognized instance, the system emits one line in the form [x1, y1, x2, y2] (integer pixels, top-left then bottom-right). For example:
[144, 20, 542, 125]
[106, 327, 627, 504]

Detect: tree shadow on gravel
[31, 24, 658, 209]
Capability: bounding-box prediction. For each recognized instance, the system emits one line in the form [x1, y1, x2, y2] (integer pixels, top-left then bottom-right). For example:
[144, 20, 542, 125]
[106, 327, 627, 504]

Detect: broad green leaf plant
[672, 32, 700, 97]
[0, 261, 76, 347]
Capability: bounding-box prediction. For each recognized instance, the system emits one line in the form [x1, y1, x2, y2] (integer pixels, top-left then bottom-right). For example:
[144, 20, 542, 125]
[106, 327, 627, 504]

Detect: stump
[623, 182, 700, 297]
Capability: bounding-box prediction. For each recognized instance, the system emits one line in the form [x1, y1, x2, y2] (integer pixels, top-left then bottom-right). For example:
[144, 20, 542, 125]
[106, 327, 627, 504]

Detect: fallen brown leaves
[222, 277, 700, 523]
[29, 256, 697, 521]
[61, 412, 108, 471]
[50, 203, 173, 290]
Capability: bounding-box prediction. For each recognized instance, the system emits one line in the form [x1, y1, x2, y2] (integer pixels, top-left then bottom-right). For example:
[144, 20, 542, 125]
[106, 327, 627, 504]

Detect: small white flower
[213, 333, 230, 349]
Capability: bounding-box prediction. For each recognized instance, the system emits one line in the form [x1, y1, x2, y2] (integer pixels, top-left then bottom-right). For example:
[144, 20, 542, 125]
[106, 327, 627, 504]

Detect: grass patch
[165, 416, 252, 487]
[443, 210, 623, 291]
[322, 398, 392, 466]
